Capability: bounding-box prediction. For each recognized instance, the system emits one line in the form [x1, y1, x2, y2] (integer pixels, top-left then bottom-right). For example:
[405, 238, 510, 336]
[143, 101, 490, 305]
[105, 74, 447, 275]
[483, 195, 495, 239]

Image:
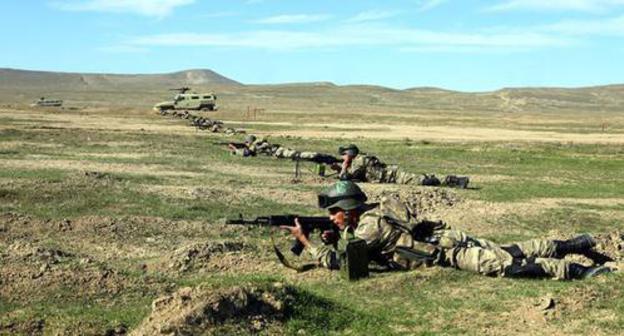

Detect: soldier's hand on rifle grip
[279, 218, 311, 248]
[320, 230, 338, 245]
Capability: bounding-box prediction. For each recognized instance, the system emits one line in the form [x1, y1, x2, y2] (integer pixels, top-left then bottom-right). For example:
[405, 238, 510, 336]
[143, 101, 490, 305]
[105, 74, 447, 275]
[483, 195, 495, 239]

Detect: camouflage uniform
[343, 154, 426, 184]
[308, 196, 579, 280]
[271, 146, 319, 161]
[252, 138, 275, 156]
[209, 124, 241, 134]
[232, 146, 254, 157]
[223, 128, 241, 136]
[210, 124, 222, 133]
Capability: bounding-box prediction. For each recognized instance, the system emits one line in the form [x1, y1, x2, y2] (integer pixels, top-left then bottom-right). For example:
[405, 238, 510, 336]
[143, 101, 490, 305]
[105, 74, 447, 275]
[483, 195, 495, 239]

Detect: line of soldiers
[227, 135, 332, 162]
[159, 109, 244, 135]
[226, 135, 470, 188]
[223, 135, 617, 281]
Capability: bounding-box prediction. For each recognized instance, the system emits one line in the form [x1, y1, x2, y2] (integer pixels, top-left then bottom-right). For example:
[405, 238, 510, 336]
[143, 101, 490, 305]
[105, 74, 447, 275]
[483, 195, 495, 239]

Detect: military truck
[153, 87, 217, 112]
[30, 97, 63, 107]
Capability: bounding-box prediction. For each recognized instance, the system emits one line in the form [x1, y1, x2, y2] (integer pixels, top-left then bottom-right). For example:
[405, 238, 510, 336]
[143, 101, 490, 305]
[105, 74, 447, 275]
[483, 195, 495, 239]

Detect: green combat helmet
[338, 144, 360, 157]
[318, 180, 367, 210]
[318, 180, 370, 280]
[245, 135, 257, 143]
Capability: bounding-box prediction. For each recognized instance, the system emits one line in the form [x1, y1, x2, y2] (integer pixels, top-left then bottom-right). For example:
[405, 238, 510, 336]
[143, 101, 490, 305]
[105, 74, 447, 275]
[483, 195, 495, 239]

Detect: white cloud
[417, 0, 447, 12]
[346, 10, 401, 23]
[253, 14, 331, 24]
[543, 14, 624, 35]
[97, 45, 150, 53]
[199, 11, 238, 19]
[127, 25, 571, 51]
[399, 45, 520, 54]
[487, 0, 624, 13]
[51, 0, 195, 17]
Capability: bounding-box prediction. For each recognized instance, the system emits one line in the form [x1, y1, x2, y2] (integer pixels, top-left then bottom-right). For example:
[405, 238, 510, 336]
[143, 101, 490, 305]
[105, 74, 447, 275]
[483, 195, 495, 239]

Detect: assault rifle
[216, 141, 246, 149]
[226, 214, 335, 255]
[297, 153, 341, 165]
[293, 153, 342, 180]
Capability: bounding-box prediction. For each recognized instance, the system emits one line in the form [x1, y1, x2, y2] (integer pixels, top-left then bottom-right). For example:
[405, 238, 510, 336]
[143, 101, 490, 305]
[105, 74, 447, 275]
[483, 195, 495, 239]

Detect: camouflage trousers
[233, 148, 254, 157]
[436, 231, 571, 280]
[364, 165, 424, 185]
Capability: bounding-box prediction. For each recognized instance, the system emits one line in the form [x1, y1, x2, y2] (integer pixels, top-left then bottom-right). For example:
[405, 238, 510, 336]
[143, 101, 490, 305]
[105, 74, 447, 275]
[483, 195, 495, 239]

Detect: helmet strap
[345, 209, 360, 229]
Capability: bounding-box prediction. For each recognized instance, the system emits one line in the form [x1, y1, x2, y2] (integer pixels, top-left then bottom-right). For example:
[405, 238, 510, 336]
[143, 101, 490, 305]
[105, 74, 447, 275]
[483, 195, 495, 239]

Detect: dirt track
[242, 120, 624, 144]
[2, 108, 622, 144]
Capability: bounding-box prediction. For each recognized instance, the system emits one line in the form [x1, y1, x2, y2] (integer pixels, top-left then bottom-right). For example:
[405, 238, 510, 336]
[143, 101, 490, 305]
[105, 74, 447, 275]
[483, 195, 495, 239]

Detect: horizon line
[2, 66, 622, 94]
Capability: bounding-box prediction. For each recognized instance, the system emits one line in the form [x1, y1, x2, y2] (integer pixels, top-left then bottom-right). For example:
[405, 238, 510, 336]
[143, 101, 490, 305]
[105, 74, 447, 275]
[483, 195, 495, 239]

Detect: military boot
[568, 263, 612, 279]
[554, 234, 596, 258]
[504, 263, 548, 278]
[443, 175, 470, 189]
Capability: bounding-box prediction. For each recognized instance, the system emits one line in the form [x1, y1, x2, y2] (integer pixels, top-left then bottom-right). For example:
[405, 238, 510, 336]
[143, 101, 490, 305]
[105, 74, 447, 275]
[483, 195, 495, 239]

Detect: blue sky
[1, 0, 624, 91]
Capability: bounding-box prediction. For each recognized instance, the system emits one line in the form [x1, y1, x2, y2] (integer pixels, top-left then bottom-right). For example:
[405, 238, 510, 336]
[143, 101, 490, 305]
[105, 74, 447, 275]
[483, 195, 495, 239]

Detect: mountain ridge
[3, 67, 624, 93]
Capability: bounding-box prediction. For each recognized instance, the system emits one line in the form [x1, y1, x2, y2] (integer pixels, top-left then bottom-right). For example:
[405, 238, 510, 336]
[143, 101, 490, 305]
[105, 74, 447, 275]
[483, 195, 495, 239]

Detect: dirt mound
[6, 240, 74, 263]
[593, 231, 624, 262]
[0, 318, 45, 336]
[131, 284, 293, 336]
[367, 187, 462, 218]
[166, 241, 250, 273]
[0, 240, 151, 305]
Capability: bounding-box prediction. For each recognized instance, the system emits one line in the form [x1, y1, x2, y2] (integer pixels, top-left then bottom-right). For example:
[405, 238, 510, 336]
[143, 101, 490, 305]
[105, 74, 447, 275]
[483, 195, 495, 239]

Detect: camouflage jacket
[253, 140, 275, 155]
[340, 154, 394, 182]
[307, 195, 458, 270]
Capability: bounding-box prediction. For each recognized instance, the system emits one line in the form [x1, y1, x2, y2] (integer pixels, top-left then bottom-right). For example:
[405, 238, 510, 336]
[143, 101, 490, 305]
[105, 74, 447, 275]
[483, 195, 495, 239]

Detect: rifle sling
[271, 236, 317, 273]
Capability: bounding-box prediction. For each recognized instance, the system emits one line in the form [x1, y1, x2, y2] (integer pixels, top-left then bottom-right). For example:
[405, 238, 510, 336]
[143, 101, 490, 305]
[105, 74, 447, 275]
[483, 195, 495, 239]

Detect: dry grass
[1, 81, 624, 335]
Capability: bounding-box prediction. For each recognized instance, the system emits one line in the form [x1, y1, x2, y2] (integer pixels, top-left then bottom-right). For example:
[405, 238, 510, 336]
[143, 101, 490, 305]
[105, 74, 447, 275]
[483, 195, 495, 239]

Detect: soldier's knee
[452, 247, 505, 276]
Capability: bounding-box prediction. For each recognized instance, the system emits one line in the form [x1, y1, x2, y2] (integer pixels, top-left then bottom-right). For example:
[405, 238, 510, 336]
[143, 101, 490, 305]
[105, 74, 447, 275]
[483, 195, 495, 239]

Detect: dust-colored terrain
[1, 69, 624, 335]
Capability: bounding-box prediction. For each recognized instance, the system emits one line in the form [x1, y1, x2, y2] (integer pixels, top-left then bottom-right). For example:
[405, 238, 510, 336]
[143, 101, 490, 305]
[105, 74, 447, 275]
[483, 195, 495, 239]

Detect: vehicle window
[191, 96, 199, 100]
[203, 96, 213, 99]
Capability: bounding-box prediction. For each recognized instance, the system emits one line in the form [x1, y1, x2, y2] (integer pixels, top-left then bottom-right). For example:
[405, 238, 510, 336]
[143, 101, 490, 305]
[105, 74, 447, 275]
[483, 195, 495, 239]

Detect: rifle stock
[215, 142, 246, 148]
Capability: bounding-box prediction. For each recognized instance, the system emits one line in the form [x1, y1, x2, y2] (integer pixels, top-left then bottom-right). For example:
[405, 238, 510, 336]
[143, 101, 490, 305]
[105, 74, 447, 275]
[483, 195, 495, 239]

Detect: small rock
[534, 295, 555, 311]
[250, 315, 265, 331]
[152, 296, 174, 311]
[39, 263, 50, 273]
[79, 257, 93, 265]
[58, 218, 72, 231]
[137, 263, 148, 272]
[105, 324, 127, 336]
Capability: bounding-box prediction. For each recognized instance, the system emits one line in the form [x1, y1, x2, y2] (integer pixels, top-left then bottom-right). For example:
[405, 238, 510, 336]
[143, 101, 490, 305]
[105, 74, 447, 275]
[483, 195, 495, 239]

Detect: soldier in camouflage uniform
[226, 135, 326, 162]
[228, 135, 258, 157]
[215, 125, 244, 136]
[271, 146, 320, 161]
[335, 144, 469, 188]
[281, 181, 612, 280]
[241, 137, 325, 161]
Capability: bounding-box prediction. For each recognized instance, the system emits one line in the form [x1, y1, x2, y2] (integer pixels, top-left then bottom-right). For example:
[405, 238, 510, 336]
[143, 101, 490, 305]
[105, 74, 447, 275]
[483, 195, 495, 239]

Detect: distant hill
[0, 68, 622, 112]
[0, 68, 242, 91]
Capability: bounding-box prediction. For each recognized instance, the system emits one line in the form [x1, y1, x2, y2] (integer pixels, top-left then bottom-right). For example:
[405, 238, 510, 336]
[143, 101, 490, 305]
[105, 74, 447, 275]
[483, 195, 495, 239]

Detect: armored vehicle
[153, 87, 217, 112]
[31, 97, 63, 107]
